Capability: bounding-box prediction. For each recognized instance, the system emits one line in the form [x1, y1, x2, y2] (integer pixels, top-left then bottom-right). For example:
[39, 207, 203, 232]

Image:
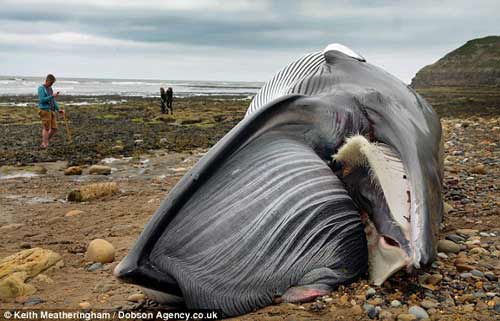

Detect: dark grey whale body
[115, 45, 443, 316]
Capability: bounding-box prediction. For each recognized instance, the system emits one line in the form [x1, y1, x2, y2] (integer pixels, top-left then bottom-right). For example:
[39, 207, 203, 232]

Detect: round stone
[408, 306, 429, 320]
[85, 239, 115, 263]
[437, 240, 461, 253]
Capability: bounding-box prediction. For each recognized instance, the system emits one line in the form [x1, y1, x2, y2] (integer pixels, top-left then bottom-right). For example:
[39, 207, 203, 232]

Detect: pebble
[88, 165, 112, 175]
[460, 272, 473, 279]
[24, 297, 44, 306]
[391, 300, 402, 307]
[363, 303, 378, 319]
[471, 269, 484, 278]
[426, 274, 443, 285]
[127, 293, 145, 302]
[366, 287, 376, 298]
[20, 242, 31, 249]
[420, 299, 439, 309]
[86, 262, 104, 272]
[495, 304, 500, 313]
[470, 164, 486, 174]
[446, 234, 465, 243]
[79, 301, 91, 310]
[456, 263, 475, 272]
[379, 310, 393, 321]
[456, 229, 479, 237]
[64, 166, 82, 175]
[437, 252, 448, 259]
[479, 232, 490, 237]
[408, 306, 429, 320]
[485, 272, 498, 281]
[351, 304, 364, 315]
[463, 304, 475, 312]
[397, 314, 416, 321]
[469, 247, 489, 256]
[94, 282, 112, 293]
[437, 239, 461, 253]
[15, 296, 29, 304]
[65, 210, 85, 217]
[85, 239, 115, 263]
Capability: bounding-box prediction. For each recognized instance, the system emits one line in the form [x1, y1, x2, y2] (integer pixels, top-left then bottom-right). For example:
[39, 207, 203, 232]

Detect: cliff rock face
[411, 36, 500, 88]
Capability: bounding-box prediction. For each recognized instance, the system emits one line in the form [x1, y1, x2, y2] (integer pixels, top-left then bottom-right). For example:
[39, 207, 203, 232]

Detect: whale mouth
[332, 135, 414, 285]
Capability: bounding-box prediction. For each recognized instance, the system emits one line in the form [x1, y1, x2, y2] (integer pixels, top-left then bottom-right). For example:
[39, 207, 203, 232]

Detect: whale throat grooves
[145, 132, 367, 316]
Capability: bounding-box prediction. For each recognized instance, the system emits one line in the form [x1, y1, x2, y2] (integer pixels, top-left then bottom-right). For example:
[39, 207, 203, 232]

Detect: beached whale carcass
[115, 44, 444, 316]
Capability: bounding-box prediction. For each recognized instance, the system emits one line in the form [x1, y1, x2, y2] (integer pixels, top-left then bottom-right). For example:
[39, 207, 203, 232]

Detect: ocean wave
[58, 80, 80, 84]
[111, 81, 162, 86]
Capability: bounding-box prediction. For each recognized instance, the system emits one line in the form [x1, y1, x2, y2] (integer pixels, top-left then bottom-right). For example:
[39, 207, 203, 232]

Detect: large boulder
[0, 248, 63, 300]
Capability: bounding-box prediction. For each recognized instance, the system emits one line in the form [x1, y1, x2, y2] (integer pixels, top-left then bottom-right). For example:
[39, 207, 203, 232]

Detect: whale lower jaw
[333, 135, 415, 283]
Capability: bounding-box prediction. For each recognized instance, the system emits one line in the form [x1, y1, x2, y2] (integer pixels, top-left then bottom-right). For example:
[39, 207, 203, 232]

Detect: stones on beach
[379, 310, 394, 321]
[443, 201, 454, 214]
[445, 234, 465, 243]
[366, 287, 376, 298]
[363, 303, 378, 319]
[424, 274, 443, 285]
[67, 182, 118, 202]
[24, 297, 45, 306]
[86, 262, 104, 272]
[391, 300, 402, 308]
[65, 209, 85, 217]
[88, 165, 111, 175]
[469, 247, 489, 256]
[112, 145, 124, 152]
[397, 314, 416, 321]
[64, 166, 82, 175]
[85, 239, 115, 264]
[456, 229, 479, 237]
[420, 299, 439, 309]
[408, 306, 429, 320]
[470, 164, 487, 174]
[437, 239, 461, 253]
[127, 293, 146, 303]
[0, 248, 63, 299]
[484, 272, 498, 281]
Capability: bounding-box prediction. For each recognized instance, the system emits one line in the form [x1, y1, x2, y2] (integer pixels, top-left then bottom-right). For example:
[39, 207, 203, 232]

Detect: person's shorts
[39, 110, 57, 130]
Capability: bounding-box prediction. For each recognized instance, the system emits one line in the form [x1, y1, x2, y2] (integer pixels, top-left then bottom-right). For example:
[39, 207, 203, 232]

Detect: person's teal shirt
[37, 85, 59, 111]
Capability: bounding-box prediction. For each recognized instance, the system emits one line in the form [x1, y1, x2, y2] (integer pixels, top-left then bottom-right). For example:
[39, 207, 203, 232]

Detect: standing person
[160, 87, 167, 114]
[166, 87, 173, 114]
[38, 74, 64, 148]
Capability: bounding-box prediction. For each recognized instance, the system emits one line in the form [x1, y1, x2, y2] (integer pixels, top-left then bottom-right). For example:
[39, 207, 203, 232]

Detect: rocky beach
[0, 89, 499, 321]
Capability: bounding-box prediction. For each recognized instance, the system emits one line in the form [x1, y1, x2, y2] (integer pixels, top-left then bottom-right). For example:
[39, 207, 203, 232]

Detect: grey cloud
[0, 0, 499, 81]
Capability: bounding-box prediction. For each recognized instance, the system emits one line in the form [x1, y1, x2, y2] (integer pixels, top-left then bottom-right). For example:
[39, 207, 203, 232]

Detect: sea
[0, 75, 263, 105]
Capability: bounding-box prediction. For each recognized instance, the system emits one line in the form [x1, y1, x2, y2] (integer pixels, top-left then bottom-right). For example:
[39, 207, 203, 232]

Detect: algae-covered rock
[67, 182, 118, 202]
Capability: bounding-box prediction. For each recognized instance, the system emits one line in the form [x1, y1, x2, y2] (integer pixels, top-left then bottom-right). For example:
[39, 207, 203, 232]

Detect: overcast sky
[0, 0, 499, 83]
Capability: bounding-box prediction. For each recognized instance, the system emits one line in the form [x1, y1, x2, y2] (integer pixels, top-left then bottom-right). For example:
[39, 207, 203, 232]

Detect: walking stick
[62, 109, 72, 144]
